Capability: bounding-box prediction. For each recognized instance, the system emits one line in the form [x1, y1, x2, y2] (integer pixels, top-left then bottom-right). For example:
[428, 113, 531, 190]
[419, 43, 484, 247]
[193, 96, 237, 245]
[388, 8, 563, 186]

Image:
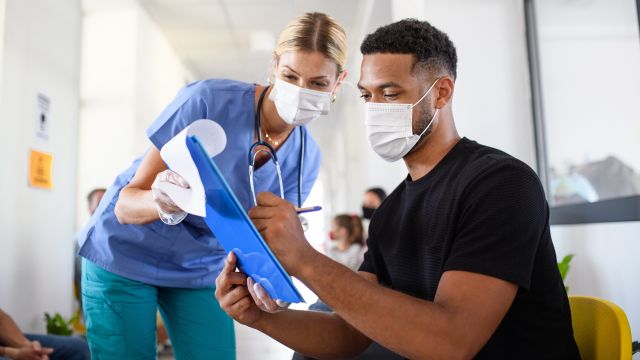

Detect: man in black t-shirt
[215, 19, 580, 359]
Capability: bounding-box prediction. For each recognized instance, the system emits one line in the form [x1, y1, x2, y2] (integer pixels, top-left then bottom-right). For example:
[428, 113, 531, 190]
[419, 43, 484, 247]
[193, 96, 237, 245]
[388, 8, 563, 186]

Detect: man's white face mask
[269, 78, 332, 126]
[364, 79, 440, 162]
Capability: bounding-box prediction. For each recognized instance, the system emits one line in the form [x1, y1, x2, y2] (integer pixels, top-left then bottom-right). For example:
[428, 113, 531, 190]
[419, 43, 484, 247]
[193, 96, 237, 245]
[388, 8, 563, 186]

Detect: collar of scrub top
[248, 85, 306, 209]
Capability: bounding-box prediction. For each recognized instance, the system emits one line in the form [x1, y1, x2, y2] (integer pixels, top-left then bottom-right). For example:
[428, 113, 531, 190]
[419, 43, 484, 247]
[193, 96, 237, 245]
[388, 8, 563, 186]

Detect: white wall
[0, 0, 81, 332]
[0, 0, 5, 96]
[77, 0, 191, 229]
[553, 223, 640, 337]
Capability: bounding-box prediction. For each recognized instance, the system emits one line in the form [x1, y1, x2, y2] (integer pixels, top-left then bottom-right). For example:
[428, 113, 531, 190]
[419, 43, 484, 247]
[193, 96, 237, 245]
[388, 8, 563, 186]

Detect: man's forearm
[298, 255, 461, 360]
[253, 308, 371, 359]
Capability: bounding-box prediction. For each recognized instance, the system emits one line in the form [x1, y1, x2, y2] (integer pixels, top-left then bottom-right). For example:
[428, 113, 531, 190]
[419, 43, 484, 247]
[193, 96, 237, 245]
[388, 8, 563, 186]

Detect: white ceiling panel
[139, 0, 366, 80]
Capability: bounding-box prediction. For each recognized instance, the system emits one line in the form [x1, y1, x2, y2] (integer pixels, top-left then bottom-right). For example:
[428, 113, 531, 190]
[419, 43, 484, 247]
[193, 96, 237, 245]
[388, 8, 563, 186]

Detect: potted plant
[44, 312, 77, 336]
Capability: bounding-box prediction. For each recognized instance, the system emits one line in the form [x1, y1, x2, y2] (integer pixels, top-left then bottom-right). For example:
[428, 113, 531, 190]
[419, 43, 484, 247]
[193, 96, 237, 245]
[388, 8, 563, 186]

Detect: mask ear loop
[412, 78, 442, 138]
[411, 78, 441, 108]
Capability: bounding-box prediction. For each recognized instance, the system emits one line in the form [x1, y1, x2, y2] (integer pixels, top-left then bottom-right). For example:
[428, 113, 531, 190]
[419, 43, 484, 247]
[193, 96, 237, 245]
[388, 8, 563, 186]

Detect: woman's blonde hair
[275, 12, 348, 74]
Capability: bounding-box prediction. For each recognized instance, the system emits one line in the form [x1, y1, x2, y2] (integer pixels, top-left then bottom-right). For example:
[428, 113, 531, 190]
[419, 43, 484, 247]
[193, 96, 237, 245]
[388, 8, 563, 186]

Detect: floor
[157, 322, 293, 359]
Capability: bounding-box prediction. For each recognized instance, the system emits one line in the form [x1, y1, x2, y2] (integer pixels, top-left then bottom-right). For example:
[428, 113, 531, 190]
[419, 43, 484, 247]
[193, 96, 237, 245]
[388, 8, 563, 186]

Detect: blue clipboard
[186, 135, 304, 303]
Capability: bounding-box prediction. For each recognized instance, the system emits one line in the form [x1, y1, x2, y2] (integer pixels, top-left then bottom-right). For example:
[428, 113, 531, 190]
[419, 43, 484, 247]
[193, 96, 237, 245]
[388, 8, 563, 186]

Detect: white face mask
[269, 78, 332, 126]
[364, 79, 440, 162]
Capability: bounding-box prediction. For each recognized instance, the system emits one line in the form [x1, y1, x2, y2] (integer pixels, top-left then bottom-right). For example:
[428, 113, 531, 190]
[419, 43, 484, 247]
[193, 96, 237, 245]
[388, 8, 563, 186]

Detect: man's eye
[360, 94, 371, 101]
[384, 93, 398, 98]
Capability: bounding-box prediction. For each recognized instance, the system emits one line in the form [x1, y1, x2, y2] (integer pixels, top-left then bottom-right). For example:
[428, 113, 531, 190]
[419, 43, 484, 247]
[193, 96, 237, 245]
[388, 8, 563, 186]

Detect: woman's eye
[312, 82, 329, 88]
[284, 74, 296, 80]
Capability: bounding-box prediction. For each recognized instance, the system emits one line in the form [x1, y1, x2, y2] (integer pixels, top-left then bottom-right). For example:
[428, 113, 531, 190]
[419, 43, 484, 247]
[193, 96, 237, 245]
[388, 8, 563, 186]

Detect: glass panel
[536, 0, 640, 206]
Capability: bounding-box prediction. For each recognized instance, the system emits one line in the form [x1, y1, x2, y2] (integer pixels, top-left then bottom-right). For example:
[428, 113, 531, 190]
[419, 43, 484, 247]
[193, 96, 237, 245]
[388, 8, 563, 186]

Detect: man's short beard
[406, 102, 436, 156]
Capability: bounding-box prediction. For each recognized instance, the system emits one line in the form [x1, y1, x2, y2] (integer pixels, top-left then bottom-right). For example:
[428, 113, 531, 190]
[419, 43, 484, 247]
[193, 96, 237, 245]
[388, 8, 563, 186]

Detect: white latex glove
[246, 277, 291, 313]
[151, 169, 190, 225]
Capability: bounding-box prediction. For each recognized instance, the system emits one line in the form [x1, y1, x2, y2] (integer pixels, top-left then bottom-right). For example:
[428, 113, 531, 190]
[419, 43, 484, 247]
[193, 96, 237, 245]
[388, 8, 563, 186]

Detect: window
[526, 0, 640, 224]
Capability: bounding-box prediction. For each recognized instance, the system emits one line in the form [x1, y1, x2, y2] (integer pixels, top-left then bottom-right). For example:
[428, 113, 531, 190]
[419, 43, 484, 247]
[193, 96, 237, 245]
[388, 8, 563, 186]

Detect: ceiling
[138, 0, 369, 82]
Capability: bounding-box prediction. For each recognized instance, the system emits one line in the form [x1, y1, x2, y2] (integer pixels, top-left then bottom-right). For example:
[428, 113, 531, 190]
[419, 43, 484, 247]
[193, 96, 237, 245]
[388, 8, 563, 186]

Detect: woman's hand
[215, 252, 263, 326]
[151, 170, 189, 225]
[246, 277, 290, 313]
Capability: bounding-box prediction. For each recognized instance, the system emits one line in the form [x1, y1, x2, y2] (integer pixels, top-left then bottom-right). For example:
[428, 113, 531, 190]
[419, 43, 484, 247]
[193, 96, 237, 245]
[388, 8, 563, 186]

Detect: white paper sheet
[158, 119, 227, 217]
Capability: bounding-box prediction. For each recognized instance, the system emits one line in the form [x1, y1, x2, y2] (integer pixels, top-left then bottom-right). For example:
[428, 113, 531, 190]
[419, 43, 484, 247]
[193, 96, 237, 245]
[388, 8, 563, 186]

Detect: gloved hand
[151, 169, 190, 225]
[246, 277, 291, 313]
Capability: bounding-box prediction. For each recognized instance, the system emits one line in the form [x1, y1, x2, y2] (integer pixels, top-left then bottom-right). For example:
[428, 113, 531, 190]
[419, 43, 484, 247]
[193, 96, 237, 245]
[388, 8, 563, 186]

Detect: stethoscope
[248, 85, 308, 229]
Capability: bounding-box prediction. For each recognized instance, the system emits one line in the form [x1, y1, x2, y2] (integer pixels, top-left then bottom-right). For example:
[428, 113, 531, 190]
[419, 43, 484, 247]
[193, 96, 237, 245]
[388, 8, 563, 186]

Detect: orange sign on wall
[29, 149, 53, 189]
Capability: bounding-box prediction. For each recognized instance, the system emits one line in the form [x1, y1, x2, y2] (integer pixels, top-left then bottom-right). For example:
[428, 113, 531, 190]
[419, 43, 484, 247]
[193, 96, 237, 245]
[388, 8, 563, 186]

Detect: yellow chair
[569, 295, 632, 360]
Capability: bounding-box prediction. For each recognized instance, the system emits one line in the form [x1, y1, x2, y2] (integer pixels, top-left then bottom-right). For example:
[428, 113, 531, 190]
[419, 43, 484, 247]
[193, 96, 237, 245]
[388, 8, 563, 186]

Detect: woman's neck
[260, 85, 293, 140]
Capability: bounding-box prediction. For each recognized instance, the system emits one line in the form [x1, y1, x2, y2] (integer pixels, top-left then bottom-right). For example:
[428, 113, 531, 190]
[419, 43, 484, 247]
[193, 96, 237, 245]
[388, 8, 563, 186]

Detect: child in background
[306, 215, 365, 318]
[324, 214, 365, 271]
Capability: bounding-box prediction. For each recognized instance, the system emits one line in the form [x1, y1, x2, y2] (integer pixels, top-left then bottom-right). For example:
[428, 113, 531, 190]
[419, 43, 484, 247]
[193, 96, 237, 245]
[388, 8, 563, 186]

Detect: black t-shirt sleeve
[359, 237, 377, 274]
[443, 160, 547, 290]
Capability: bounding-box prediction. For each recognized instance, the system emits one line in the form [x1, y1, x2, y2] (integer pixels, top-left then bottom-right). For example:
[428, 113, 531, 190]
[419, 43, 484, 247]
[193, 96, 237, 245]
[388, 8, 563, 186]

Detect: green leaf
[43, 312, 74, 336]
[557, 254, 574, 281]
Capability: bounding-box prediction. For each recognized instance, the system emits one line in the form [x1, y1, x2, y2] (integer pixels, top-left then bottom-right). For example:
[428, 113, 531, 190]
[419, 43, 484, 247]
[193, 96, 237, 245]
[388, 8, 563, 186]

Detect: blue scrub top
[77, 79, 321, 288]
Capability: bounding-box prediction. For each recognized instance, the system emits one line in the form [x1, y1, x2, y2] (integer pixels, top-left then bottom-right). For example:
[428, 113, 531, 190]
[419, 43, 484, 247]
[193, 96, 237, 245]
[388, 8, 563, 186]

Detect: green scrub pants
[81, 259, 235, 360]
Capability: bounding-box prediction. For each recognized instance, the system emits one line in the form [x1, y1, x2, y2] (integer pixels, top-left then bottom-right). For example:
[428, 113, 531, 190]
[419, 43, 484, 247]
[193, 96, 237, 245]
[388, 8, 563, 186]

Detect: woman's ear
[332, 70, 349, 99]
[269, 52, 279, 83]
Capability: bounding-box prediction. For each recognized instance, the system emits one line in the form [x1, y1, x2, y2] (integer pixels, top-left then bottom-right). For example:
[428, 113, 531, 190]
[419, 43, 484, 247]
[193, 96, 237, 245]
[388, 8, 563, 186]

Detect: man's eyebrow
[357, 81, 403, 91]
[378, 81, 402, 90]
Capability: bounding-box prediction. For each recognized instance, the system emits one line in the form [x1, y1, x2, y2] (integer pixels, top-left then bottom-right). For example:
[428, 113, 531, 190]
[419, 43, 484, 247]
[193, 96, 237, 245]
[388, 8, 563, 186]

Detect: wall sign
[28, 149, 53, 189]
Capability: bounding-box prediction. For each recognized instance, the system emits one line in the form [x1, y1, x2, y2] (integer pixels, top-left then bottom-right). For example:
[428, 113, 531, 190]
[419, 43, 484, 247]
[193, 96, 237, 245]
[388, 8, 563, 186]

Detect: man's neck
[404, 117, 460, 182]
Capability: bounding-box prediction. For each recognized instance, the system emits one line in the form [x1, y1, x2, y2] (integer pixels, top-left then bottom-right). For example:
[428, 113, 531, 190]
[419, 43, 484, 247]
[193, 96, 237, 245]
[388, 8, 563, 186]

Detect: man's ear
[435, 76, 455, 109]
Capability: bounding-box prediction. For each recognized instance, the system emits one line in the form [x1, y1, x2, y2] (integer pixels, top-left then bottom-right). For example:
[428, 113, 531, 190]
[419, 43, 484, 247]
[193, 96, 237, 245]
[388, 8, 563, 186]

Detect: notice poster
[28, 149, 53, 189]
[35, 93, 51, 141]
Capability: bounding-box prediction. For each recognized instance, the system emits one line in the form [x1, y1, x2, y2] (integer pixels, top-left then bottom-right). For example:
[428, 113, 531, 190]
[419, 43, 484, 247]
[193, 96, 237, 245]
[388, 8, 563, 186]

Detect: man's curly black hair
[360, 19, 457, 80]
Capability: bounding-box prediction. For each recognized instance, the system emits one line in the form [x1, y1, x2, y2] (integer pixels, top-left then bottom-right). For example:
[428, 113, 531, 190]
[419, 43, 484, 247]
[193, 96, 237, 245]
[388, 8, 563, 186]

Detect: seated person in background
[309, 214, 365, 313]
[72, 188, 106, 334]
[361, 187, 386, 240]
[361, 187, 386, 221]
[0, 308, 89, 360]
[215, 18, 580, 359]
[325, 214, 365, 272]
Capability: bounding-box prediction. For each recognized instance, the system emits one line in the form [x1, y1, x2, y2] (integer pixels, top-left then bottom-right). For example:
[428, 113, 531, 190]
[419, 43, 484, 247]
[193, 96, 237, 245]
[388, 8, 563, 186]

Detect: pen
[295, 206, 323, 214]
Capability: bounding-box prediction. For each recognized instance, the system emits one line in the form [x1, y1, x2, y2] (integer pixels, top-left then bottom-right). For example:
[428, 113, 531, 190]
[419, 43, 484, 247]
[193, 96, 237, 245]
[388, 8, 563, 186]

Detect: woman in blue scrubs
[77, 12, 348, 359]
